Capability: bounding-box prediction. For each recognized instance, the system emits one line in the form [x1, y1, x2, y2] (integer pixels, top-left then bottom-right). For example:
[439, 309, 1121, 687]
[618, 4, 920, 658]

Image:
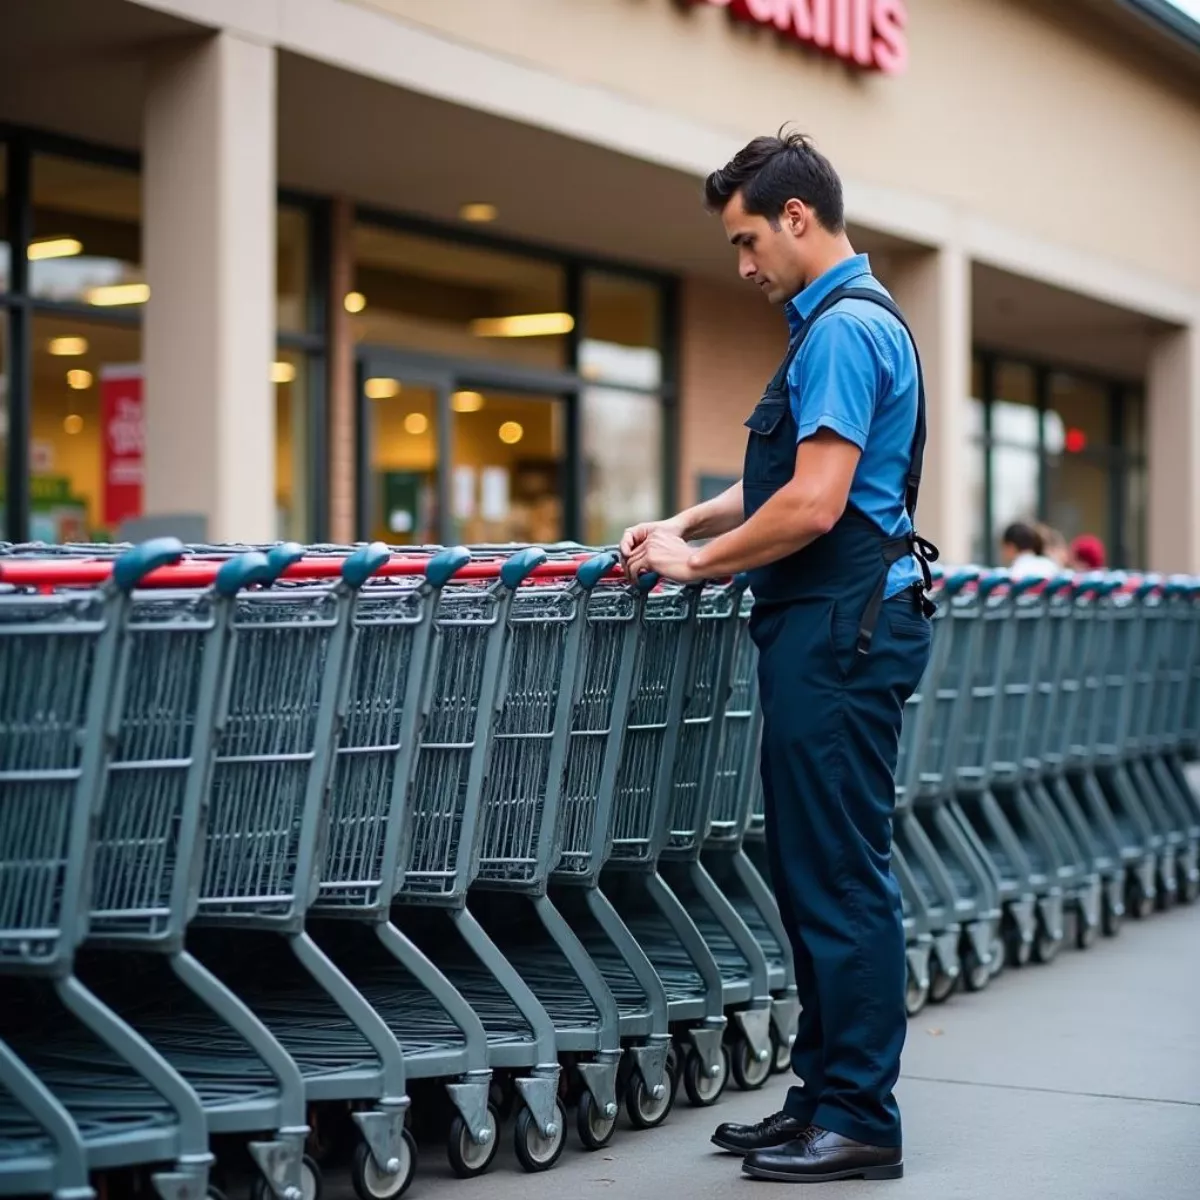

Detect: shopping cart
[591, 578, 739, 1109]
[898, 568, 1003, 999]
[1159, 577, 1200, 899]
[699, 587, 800, 1073]
[0, 539, 216, 1200]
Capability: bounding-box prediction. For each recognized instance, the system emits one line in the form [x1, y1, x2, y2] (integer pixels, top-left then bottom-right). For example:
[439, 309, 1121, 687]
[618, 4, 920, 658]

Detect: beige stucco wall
[344, 0, 1200, 294]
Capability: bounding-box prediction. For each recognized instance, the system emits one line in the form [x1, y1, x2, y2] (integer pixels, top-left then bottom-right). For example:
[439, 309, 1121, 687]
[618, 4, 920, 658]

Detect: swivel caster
[960, 945, 991, 993]
[1127, 876, 1154, 921]
[577, 1090, 619, 1150]
[730, 1032, 771, 1092]
[1032, 928, 1064, 966]
[447, 1106, 499, 1179]
[251, 1155, 322, 1200]
[905, 968, 930, 1017]
[514, 1100, 567, 1173]
[928, 963, 959, 1005]
[682, 1044, 730, 1108]
[769, 1023, 793, 1074]
[625, 1066, 674, 1130]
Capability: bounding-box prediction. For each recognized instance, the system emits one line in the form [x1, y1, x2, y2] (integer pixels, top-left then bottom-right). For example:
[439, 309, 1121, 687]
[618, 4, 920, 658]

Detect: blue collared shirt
[785, 253, 920, 598]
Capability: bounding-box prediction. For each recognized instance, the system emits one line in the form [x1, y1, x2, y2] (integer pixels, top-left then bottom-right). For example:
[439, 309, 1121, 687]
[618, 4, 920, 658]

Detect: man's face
[720, 192, 806, 305]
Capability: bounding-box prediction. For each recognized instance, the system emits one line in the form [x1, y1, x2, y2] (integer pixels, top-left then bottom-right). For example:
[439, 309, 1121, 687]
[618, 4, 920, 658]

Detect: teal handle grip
[215, 552, 272, 597]
[500, 547, 547, 589]
[1010, 575, 1045, 596]
[732, 572, 751, 591]
[1042, 573, 1075, 597]
[427, 546, 472, 588]
[112, 537, 185, 591]
[577, 552, 619, 590]
[944, 567, 979, 594]
[977, 570, 1009, 596]
[636, 571, 660, 593]
[1135, 574, 1163, 598]
[342, 541, 390, 588]
[266, 542, 305, 582]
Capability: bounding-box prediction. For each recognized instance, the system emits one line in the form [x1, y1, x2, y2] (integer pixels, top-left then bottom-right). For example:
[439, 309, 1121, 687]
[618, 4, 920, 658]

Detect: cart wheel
[1127, 877, 1154, 920]
[251, 1155, 322, 1200]
[988, 935, 1006, 978]
[905, 962, 930, 1017]
[1004, 925, 1033, 968]
[682, 1044, 730, 1108]
[928, 962, 959, 1004]
[730, 1032, 771, 1092]
[514, 1100, 567, 1173]
[1076, 911, 1100, 951]
[351, 1135, 415, 1200]
[1031, 929, 1063, 966]
[576, 1090, 619, 1150]
[960, 945, 991, 993]
[1180, 873, 1200, 905]
[447, 1106, 499, 1179]
[1102, 890, 1123, 937]
[625, 1068, 674, 1130]
[770, 1023, 793, 1074]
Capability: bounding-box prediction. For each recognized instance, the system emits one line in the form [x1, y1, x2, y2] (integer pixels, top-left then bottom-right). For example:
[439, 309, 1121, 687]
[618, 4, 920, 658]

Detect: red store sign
[691, 0, 908, 75]
[100, 365, 145, 529]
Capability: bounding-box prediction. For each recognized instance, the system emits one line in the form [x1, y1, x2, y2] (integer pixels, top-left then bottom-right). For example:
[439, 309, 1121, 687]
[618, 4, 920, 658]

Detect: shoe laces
[756, 1112, 803, 1137]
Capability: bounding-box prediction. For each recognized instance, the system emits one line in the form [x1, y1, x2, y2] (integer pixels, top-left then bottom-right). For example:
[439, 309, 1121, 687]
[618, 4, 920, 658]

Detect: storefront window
[31, 155, 142, 307]
[583, 388, 663, 546]
[30, 314, 141, 541]
[1124, 463, 1147, 568]
[580, 272, 662, 390]
[967, 355, 987, 563]
[274, 348, 309, 542]
[352, 223, 568, 370]
[277, 205, 312, 335]
[0, 318, 8, 523]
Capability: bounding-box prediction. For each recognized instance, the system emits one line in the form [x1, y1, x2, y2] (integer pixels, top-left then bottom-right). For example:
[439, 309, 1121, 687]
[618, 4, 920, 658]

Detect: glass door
[358, 349, 578, 546]
[358, 359, 449, 546]
[447, 386, 568, 546]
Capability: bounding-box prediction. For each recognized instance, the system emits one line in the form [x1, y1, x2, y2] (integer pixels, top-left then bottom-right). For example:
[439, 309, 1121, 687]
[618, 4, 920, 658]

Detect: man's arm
[619, 480, 744, 570]
[624, 430, 859, 581]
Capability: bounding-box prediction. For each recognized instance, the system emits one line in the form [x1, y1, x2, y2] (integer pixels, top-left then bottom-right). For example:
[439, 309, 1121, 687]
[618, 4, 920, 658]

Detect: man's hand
[619, 517, 684, 581]
[623, 526, 701, 584]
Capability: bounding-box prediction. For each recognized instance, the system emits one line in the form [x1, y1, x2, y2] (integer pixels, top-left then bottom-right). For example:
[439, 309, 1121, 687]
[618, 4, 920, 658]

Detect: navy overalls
[745, 284, 936, 1149]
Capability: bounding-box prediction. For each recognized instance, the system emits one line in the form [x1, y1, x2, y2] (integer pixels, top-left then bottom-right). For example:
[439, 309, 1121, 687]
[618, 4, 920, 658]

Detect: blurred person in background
[1000, 521, 1059, 579]
[1038, 523, 1070, 568]
[1070, 534, 1106, 572]
[621, 129, 935, 1185]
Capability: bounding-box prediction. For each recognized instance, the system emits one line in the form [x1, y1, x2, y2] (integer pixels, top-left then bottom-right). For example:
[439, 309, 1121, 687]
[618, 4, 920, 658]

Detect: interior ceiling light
[404, 412, 429, 436]
[365, 377, 401, 400]
[28, 237, 83, 261]
[48, 337, 88, 357]
[87, 282, 150, 307]
[471, 312, 575, 339]
[344, 291, 367, 313]
[451, 390, 485, 413]
[67, 369, 94, 390]
[271, 361, 297, 384]
[459, 202, 498, 224]
[498, 421, 524, 445]
[63, 414, 84, 435]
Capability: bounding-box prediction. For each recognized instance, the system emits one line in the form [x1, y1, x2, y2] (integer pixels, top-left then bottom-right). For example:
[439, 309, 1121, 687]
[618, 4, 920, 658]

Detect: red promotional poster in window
[100, 365, 145, 528]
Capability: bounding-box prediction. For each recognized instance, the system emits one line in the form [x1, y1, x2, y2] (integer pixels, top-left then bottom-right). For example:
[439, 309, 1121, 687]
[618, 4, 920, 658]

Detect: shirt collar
[786, 253, 873, 333]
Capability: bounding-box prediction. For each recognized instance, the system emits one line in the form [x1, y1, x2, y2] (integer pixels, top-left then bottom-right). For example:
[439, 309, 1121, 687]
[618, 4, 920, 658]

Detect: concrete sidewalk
[328, 902, 1200, 1200]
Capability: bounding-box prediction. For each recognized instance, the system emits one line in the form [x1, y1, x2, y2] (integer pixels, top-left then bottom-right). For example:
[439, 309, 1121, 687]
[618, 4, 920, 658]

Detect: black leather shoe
[711, 1111, 810, 1155]
[742, 1126, 903, 1182]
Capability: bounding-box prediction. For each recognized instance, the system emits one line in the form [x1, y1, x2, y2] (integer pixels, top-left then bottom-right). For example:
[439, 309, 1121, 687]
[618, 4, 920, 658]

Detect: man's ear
[782, 198, 808, 238]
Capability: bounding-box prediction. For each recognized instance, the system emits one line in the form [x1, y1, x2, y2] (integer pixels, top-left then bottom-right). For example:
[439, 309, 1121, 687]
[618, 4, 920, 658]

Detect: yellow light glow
[471, 312, 575, 339]
[344, 291, 367, 314]
[404, 412, 430, 436]
[365, 377, 401, 400]
[498, 421, 524, 445]
[452, 390, 485, 413]
[271, 361, 297, 384]
[459, 202, 498, 224]
[87, 282, 150, 307]
[28, 237, 83, 261]
[67, 369, 94, 391]
[63, 414, 84, 435]
[48, 336, 89, 357]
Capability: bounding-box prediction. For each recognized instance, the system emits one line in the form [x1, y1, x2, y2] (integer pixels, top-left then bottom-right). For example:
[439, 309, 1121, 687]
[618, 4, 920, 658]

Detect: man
[999, 521, 1059, 579]
[621, 130, 935, 1184]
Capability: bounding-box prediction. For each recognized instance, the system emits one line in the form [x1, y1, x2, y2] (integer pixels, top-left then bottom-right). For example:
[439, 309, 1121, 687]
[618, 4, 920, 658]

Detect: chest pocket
[742, 396, 795, 489]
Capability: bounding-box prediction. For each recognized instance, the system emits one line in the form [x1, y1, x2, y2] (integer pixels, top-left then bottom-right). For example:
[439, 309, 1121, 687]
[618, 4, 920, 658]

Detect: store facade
[0, 0, 1197, 568]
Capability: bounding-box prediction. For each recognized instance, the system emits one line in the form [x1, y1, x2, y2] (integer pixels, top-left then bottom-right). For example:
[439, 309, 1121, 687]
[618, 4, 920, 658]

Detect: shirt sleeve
[787, 310, 887, 451]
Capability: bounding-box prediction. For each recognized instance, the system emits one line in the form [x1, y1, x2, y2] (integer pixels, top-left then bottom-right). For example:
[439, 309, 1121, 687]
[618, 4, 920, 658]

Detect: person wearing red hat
[1070, 535, 1106, 571]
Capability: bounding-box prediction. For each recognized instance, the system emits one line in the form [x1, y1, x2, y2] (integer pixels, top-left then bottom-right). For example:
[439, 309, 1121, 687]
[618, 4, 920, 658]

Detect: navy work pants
[751, 591, 932, 1148]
